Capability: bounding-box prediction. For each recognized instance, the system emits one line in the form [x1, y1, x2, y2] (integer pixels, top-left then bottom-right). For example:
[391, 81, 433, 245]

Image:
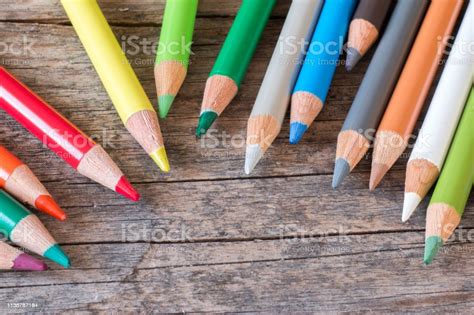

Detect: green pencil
[0, 190, 70, 268]
[196, 0, 277, 137]
[155, 0, 198, 118]
[424, 87, 474, 264]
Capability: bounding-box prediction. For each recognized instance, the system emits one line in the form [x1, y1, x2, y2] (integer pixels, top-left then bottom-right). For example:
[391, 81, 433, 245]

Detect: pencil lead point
[245, 145, 263, 175]
[424, 236, 443, 265]
[44, 244, 70, 268]
[332, 159, 350, 188]
[116, 176, 140, 201]
[345, 48, 361, 71]
[35, 195, 67, 221]
[196, 111, 218, 138]
[158, 95, 175, 119]
[369, 163, 389, 191]
[289, 122, 308, 144]
[14, 253, 48, 271]
[150, 147, 170, 173]
[402, 193, 422, 222]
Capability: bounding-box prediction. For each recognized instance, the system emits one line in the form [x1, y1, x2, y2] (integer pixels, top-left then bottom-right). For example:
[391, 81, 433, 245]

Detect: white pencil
[245, 0, 323, 174]
[403, 1, 474, 222]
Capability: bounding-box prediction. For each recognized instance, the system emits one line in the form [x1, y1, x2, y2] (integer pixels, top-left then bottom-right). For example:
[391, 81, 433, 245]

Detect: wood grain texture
[0, 0, 472, 313]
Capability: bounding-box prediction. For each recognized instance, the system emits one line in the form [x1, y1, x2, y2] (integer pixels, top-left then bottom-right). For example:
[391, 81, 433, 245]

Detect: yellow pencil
[61, 0, 170, 172]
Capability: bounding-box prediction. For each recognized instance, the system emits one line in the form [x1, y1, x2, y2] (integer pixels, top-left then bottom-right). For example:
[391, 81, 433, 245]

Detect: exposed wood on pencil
[196, 75, 238, 137]
[335, 131, 370, 171]
[77, 145, 139, 202]
[346, 19, 379, 69]
[403, 159, 439, 221]
[154, 61, 187, 117]
[125, 109, 169, 173]
[290, 92, 323, 129]
[370, 130, 406, 190]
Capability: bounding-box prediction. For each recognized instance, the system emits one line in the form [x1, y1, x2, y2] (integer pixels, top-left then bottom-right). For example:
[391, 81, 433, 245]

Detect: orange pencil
[370, 0, 463, 190]
[0, 145, 66, 221]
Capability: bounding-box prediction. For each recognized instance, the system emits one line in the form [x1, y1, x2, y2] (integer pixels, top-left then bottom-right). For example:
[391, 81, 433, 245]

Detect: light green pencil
[155, 0, 198, 118]
[424, 87, 474, 264]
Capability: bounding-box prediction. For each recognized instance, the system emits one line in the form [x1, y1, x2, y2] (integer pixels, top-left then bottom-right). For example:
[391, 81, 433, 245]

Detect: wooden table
[0, 1, 473, 313]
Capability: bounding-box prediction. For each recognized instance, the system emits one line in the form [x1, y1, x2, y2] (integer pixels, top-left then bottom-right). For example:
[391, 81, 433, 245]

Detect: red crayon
[0, 67, 139, 201]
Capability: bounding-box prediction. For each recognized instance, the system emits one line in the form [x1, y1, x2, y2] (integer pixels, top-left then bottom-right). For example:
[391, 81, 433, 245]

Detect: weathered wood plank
[0, 233, 472, 313]
[17, 172, 474, 244]
[0, 0, 291, 23]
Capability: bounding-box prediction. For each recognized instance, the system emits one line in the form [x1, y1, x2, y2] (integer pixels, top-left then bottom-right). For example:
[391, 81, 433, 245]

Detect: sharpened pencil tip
[158, 95, 175, 119]
[424, 236, 443, 265]
[14, 253, 48, 271]
[116, 176, 140, 202]
[345, 48, 362, 71]
[44, 244, 70, 268]
[289, 122, 308, 144]
[369, 163, 389, 191]
[196, 111, 218, 138]
[402, 193, 422, 222]
[35, 195, 67, 221]
[332, 159, 350, 189]
[150, 147, 170, 173]
[245, 145, 263, 175]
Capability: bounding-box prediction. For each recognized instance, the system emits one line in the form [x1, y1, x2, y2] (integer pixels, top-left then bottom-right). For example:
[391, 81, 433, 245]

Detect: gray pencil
[333, 0, 429, 188]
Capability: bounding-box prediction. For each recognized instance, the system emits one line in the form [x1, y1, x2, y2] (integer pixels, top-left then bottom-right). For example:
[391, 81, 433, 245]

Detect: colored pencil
[370, 0, 463, 190]
[0, 190, 70, 268]
[61, 0, 170, 172]
[345, 0, 394, 71]
[333, 0, 429, 188]
[0, 241, 48, 271]
[0, 67, 139, 202]
[155, 0, 198, 118]
[290, 0, 357, 144]
[196, 0, 277, 137]
[245, 0, 323, 174]
[424, 87, 473, 264]
[403, 2, 473, 222]
[0, 145, 66, 221]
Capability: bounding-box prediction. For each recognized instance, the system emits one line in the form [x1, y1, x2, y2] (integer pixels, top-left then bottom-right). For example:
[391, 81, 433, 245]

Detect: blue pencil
[290, 0, 357, 144]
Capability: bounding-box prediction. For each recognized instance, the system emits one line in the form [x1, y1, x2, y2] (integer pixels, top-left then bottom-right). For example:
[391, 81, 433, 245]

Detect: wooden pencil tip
[369, 163, 389, 191]
[290, 92, 323, 140]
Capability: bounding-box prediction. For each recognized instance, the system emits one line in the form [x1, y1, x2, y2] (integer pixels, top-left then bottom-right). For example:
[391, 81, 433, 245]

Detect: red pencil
[0, 67, 139, 201]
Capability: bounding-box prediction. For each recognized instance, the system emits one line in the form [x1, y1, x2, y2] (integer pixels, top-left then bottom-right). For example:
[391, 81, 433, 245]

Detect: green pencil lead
[196, 111, 218, 138]
[158, 95, 176, 119]
[424, 236, 443, 265]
